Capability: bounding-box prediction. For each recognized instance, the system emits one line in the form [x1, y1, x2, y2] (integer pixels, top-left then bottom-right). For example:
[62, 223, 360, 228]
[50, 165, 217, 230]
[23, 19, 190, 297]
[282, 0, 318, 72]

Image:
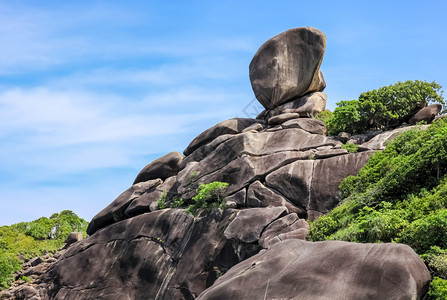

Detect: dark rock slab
[197, 239, 431, 300]
[265, 151, 374, 214]
[224, 207, 287, 243]
[183, 118, 260, 156]
[87, 179, 162, 235]
[246, 181, 301, 214]
[281, 117, 327, 135]
[249, 27, 326, 110]
[409, 103, 442, 125]
[133, 151, 183, 184]
[267, 113, 300, 125]
[224, 189, 246, 207]
[314, 148, 348, 159]
[45, 209, 238, 299]
[258, 213, 308, 248]
[268, 91, 327, 118]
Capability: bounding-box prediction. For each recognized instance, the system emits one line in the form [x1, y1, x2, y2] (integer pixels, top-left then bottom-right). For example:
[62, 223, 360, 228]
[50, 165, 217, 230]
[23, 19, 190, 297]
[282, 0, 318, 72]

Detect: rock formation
[1, 27, 431, 299]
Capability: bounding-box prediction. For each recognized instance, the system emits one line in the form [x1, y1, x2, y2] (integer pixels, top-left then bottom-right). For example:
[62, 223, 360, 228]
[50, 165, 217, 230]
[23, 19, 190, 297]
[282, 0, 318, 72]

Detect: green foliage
[170, 197, 185, 208]
[315, 110, 334, 123]
[341, 142, 358, 153]
[308, 118, 447, 295]
[21, 275, 30, 283]
[428, 277, 447, 300]
[185, 181, 228, 216]
[0, 253, 20, 289]
[157, 191, 167, 209]
[0, 211, 88, 290]
[327, 80, 444, 135]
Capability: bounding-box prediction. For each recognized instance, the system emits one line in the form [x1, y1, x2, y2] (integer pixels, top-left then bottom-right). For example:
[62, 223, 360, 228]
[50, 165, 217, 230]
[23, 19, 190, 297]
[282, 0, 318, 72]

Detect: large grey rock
[361, 125, 429, 150]
[249, 27, 326, 110]
[266, 151, 374, 215]
[267, 112, 300, 125]
[183, 118, 260, 156]
[258, 213, 308, 248]
[45, 209, 239, 299]
[246, 181, 302, 214]
[409, 103, 442, 125]
[177, 150, 314, 201]
[281, 117, 327, 135]
[87, 179, 162, 235]
[197, 239, 431, 300]
[181, 128, 340, 175]
[268, 91, 327, 118]
[133, 151, 184, 184]
[224, 207, 287, 243]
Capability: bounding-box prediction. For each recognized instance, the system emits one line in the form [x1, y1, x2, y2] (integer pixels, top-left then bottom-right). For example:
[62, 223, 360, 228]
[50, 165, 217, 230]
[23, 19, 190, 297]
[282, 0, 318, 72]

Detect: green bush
[327, 80, 444, 135]
[185, 181, 228, 216]
[421, 246, 447, 279]
[170, 197, 185, 208]
[428, 277, 447, 300]
[157, 191, 167, 209]
[341, 143, 359, 153]
[0, 253, 20, 289]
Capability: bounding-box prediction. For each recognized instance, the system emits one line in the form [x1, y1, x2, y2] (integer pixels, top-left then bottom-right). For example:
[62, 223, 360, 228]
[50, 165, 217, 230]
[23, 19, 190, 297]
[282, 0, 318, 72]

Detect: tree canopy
[326, 80, 444, 135]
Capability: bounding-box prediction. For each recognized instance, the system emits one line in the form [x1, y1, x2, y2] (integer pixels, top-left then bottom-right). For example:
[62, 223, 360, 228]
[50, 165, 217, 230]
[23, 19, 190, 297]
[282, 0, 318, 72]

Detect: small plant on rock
[170, 197, 185, 208]
[157, 191, 167, 209]
[341, 142, 359, 153]
[186, 181, 228, 216]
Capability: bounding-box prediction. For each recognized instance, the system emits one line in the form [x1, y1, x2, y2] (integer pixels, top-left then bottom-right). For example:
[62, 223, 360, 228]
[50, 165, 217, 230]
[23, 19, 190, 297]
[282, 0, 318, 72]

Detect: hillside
[0, 211, 88, 289]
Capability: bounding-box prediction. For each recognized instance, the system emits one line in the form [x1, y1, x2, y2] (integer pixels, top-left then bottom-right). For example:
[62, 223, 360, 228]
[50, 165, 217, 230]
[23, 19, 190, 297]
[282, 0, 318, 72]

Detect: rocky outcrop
[8, 27, 432, 300]
[409, 103, 443, 125]
[249, 27, 326, 110]
[133, 151, 184, 184]
[197, 240, 431, 300]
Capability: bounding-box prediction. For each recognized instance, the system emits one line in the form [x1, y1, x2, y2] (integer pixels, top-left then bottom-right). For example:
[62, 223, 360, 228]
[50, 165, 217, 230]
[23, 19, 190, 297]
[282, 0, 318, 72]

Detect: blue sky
[1, 1, 446, 225]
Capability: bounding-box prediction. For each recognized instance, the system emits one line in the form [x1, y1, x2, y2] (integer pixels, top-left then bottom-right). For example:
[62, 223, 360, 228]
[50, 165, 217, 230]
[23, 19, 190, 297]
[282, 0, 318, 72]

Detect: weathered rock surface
[133, 151, 183, 184]
[197, 240, 431, 300]
[183, 118, 260, 156]
[267, 91, 327, 118]
[360, 125, 429, 150]
[258, 213, 309, 248]
[266, 151, 374, 216]
[224, 207, 287, 243]
[409, 103, 442, 125]
[249, 27, 326, 110]
[281, 117, 327, 135]
[267, 112, 300, 125]
[86, 179, 162, 235]
[45, 209, 240, 299]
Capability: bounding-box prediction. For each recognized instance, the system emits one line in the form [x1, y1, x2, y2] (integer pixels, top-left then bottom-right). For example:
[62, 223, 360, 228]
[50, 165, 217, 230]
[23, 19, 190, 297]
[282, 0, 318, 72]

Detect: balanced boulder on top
[249, 27, 326, 110]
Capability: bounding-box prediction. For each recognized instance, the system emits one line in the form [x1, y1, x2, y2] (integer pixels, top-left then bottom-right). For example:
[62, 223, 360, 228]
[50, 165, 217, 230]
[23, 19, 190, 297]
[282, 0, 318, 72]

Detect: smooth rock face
[87, 179, 162, 235]
[409, 103, 442, 125]
[267, 112, 300, 125]
[281, 117, 327, 135]
[224, 207, 287, 243]
[183, 118, 260, 156]
[133, 151, 184, 184]
[258, 213, 309, 248]
[249, 27, 326, 110]
[46, 209, 238, 299]
[268, 91, 327, 118]
[266, 151, 374, 214]
[197, 240, 431, 300]
[360, 125, 429, 150]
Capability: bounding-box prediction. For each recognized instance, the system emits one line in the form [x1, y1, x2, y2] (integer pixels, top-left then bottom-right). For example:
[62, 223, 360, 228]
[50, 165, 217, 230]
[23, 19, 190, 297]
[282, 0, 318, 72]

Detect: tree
[327, 80, 444, 135]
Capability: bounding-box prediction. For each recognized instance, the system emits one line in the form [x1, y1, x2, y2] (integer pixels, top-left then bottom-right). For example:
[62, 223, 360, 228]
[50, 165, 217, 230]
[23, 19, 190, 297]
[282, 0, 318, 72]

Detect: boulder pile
[2, 27, 431, 299]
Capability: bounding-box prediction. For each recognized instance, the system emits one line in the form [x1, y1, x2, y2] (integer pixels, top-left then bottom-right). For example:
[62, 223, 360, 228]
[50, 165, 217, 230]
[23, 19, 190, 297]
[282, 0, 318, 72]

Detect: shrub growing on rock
[185, 181, 228, 216]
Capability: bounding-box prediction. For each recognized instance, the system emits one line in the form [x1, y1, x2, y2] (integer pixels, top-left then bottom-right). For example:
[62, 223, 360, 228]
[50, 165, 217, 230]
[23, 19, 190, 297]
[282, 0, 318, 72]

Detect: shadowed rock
[197, 239, 431, 300]
[409, 103, 442, 125]
[133, 151, 184, 184]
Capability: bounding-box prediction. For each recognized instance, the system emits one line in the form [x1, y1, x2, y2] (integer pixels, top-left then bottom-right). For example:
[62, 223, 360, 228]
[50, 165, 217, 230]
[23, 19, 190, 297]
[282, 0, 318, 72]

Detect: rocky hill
[1, 27, 435, 299]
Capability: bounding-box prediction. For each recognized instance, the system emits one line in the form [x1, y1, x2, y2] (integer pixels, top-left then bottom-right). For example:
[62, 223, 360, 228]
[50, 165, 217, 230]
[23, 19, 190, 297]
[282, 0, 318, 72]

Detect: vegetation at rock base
[340, 142, 358, 153]
[0, 210, 88, 289]
[185, 181, 228, 216]
[308, 118, 447, 298]
[325, 80, 444, 135]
